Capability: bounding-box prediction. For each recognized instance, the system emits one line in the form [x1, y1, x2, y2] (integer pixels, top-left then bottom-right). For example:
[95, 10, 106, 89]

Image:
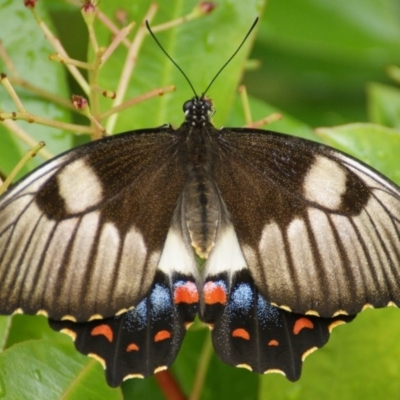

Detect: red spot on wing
[293, 317, 314, 335]
[126, 343, 139, 352]
[268, 339, 279, 346]
[232, 328, 250, 340]
[204, 281, 227, 305]
[174, 282, 199, 304]
[91, 324, 113, 342]
[154, 330, 171, 342]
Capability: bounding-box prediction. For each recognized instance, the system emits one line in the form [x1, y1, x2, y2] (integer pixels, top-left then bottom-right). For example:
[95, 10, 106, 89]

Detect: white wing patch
[58, 212, 100, 305]
[57, 158, 103, 214]
[307, 208, 342, 298]
[30, 217, 79, 306]
[157, 227, 198, 276]
[257, 222, 290, 290]
[204, 223, 248, 277]
[303, 156, 347, 210]
[286, 218, 320, 305]
[85, 222, 121, 308]
[287, 218, 315, 277]
[1, 201, 53, 296]
[120, 226, 147, 280]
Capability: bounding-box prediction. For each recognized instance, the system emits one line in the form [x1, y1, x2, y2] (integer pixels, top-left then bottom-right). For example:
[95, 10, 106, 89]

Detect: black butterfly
[1, 22, 400, 388]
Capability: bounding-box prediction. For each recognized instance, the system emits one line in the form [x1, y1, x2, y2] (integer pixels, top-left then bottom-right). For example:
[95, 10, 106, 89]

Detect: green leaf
[259, 309, 400, 400]
[0, 340, 122, 400]
[0, 317, 11, 352]
[316, 123, 400, 184]
[249, 0, 400, 127]
[5, 315, 61, 348]
[0, 1, 72, 177]
[367, 82, 400, 128]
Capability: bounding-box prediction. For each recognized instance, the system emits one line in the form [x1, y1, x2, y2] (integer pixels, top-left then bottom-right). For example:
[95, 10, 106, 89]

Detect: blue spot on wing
[257, 294, 280, 327]
[150, 284, 172, 319]
[229, 283, 254, 313]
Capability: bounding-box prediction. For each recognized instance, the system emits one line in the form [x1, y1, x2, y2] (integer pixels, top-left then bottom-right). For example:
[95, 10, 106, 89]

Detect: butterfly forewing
[211, 128, 400, 317]
[0, 128, 188, 321]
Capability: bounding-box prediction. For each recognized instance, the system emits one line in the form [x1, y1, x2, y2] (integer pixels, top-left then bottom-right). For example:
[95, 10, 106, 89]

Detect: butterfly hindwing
[49, 270, 199, 387]
[0, 127, 188, 321]
[202, 269, 355, 380]
[211, 128, 400, 317]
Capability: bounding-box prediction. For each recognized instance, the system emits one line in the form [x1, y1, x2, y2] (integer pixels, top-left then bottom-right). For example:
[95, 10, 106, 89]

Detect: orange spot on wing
[293, 317, 314, 335]
[268, 339, 279, 346]
[154, 330, 171, 342]
[232, 328, 250, 340]
[174, 282, 199, 304]
[204, 281, 227, 305]
[91, 324, 113, 342]
[126, 343, 139, 352]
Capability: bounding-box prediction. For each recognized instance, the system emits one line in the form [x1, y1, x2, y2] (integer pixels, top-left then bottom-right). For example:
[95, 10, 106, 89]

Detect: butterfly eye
[203, 98, 214, 117]
[183, 99, 194, 114]
[202, 98, 213, 110]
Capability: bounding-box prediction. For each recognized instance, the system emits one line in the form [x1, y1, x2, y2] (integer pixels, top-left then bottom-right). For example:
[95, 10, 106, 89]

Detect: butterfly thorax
[180, 97, 221, 259]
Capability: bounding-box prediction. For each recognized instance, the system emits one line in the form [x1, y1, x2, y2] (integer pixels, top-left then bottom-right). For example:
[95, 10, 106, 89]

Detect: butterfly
[1, 22, 400, 388]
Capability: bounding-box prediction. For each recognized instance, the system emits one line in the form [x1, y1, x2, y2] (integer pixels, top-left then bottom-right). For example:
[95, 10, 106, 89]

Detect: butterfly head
[183, 96, 214, 128]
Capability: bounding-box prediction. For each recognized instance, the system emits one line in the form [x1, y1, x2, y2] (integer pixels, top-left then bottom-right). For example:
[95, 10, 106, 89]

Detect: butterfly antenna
[202, 17, 259, 98]
[145, 20, 199, 98]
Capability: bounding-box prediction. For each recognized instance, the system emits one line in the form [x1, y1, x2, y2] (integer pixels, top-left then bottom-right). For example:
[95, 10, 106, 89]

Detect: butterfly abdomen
[183, 163, 220, 259]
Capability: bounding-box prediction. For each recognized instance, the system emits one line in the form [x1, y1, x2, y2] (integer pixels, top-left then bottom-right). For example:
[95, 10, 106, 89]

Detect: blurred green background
[1, 0, 400, 399]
